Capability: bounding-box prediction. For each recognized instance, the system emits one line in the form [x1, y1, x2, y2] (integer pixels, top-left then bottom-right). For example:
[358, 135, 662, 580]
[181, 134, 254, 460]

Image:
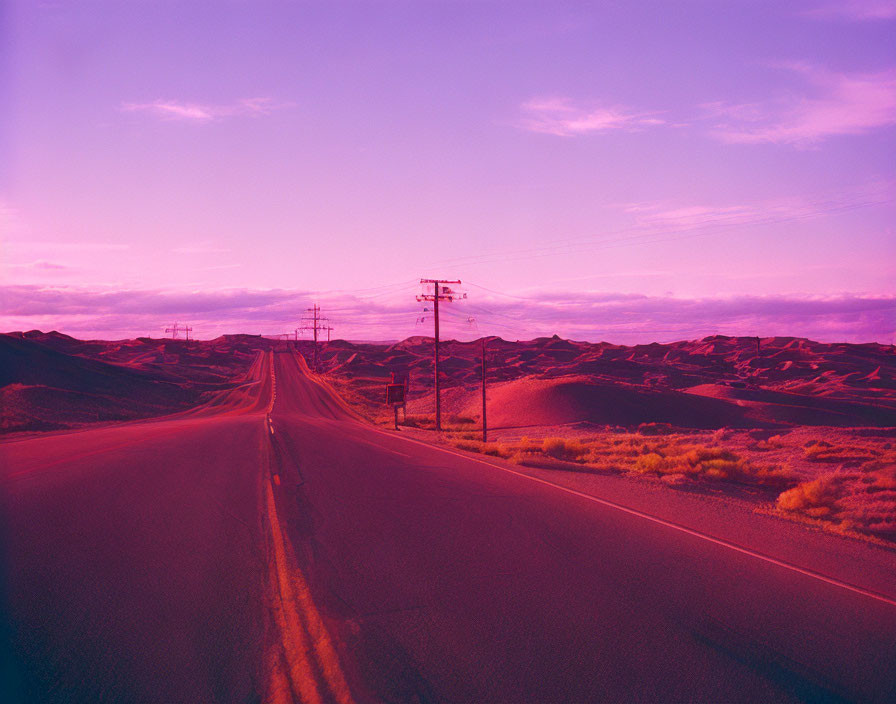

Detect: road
[2, 349, 895, 703]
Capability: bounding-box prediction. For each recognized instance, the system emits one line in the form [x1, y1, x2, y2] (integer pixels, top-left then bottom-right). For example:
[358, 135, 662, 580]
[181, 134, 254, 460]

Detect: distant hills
[3, 331, 894, 434]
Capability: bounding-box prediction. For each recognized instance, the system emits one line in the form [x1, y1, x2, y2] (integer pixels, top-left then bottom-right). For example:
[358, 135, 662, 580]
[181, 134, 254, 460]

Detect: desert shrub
[750, 435, 787, 451]
[803, 443, 876, 463]
[450, 415, 476, 425]
[710, 428, 733, 444]
[453, 439, 512, 458]
[635, 452, 669, 473]
[776, 473, 844, 517]
[541, 437, 589, 461]
[698, 458, 743, 479]
[517, 436, 541, 453]
[776, 468, 896, 539]
[803, 443, 835, 461]
[669, 445, 791, 486]
[685, 446, 738, 465]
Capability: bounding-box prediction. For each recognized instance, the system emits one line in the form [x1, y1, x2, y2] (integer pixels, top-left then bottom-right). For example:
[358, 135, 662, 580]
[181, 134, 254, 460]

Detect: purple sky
[2, 1, 894, 342]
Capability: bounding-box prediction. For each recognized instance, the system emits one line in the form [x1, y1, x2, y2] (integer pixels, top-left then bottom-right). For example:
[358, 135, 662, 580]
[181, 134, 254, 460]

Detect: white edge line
[366, 426, 896, 608]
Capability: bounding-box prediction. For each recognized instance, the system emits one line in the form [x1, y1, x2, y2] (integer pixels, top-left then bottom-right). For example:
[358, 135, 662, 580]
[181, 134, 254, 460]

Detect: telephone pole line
[481, 337, 487, 442]
[165, 322, 192, 340]
[417, 278, 463, 431]
[299, 304, 331, 372]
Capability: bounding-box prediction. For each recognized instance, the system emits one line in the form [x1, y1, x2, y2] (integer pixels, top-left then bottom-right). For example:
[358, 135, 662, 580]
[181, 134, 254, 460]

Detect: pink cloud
[5, 261, 73, 274]
[518, 97, 665, 136]
[2, 285, 893, 344]
[707, 65, 896, 144]
[121, 97, 275, 123]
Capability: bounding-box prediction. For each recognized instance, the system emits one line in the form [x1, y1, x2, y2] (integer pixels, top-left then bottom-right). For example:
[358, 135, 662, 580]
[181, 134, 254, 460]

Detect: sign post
[386, 381, 406, 430]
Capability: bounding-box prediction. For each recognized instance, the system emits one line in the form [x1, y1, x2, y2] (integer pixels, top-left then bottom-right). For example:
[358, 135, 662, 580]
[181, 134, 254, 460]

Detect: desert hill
[320, 334, 896, 430]
[3, 331, 894, 434]
[0, 332, 274, 433]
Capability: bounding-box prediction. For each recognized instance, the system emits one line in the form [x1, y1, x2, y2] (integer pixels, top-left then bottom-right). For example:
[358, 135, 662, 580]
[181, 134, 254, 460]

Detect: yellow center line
[263, 478, 354, 704]
[263, 352, 355, 704]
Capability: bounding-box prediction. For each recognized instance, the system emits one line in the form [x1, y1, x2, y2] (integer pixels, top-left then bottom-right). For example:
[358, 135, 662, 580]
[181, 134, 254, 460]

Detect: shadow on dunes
[684, 384, 896, 427]
[0, 334, 200, 432]
[464, 376, 757, 430]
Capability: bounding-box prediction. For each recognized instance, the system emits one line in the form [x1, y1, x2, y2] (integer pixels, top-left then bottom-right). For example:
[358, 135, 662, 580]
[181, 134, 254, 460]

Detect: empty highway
[3, 350, 895, 703]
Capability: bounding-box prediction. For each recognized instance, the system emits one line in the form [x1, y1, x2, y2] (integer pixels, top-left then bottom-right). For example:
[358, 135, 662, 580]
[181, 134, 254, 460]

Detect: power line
[164, 322, 192, 340]
[421, 198, 891, 271]
[299, 304, 332, 371]
[307, 279, 419, 297]
[416, 278, 464, 432]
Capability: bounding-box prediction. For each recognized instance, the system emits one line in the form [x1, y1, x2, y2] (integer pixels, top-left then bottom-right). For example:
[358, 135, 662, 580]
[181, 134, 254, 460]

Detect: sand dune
[320, 334, 896, 430]
[456, 377, 753, 429]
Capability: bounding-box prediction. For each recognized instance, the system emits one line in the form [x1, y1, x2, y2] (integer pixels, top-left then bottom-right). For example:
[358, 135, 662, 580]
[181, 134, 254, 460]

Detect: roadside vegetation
[326, 372, 895, 543]
[445, 429, 896, 543]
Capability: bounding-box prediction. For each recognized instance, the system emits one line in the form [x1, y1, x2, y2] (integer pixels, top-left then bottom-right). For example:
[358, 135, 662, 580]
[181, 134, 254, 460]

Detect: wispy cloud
[616, 181, 894, 240]
[704, 64, 896, 144]
[6, 260, 72, 273]
[804, 1, 896, 21]
[171, 240, 230, 254]
[517, 97, 665, 136]
[4, 240, 130, 252]
[121, 97, 276, 123]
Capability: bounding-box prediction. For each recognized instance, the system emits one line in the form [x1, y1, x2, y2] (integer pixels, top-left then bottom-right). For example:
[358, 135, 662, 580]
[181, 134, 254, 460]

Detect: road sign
[386, 383, 405, 405]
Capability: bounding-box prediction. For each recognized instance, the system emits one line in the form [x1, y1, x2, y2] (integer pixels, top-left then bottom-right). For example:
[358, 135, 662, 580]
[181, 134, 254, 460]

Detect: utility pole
[299, 304, 331, 372]
[481, 337, 487, 443]
[165, 322, 192, 340]
[417, 279, 463, 431]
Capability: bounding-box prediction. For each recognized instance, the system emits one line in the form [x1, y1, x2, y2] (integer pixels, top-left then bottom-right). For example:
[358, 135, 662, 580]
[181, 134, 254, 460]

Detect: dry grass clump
[776, 464, 896, 539]
[629, 444, 791, 486]
[802, 440, 877, 464]
[777, 473, 844, 517]
[541, 437, 589, 461]
[748, 434, 789, 451]
[442, 423, 896, 542]
[450, 431, 792, 489]
[453, 439, 514, 458]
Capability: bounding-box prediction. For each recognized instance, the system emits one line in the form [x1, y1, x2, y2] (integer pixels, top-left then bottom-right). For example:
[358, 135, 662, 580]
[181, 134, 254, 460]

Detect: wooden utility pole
[481, 337, 487, 442]
[300, 304, 331, 372]
[417, 279, 463, 431]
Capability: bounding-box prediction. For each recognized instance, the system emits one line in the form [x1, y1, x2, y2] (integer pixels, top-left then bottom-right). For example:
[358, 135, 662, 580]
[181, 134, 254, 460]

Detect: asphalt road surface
[2, 350, 895, 703]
